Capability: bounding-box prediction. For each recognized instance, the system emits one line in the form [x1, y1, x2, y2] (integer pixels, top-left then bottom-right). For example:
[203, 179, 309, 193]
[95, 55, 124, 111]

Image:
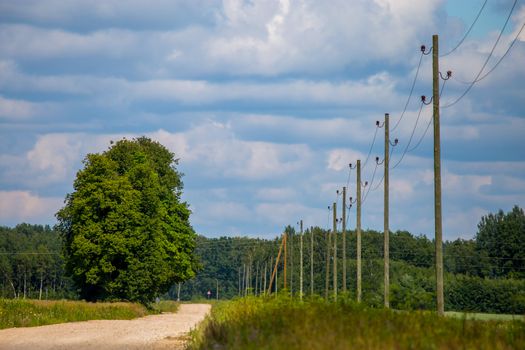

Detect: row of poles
[237, 35, 444, 315]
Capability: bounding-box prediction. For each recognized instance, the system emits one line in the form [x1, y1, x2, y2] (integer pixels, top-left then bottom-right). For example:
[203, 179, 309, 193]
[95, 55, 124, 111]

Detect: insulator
[447, 70, 452, 78]
[376, 120, 380, 126]
[394, 138, 399, 145]
[420, 45, 426, 52]
[421, 95, 426, 102]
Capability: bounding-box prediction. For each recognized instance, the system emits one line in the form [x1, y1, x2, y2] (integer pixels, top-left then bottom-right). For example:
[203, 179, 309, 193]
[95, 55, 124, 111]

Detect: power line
[362, 161, 379, 204]
[453, 21, 525, 85]
[440, 0, 488, 57]
[407, 79, 448, 153]
[362, 124, 379, 168]
[390, 100, 426, 169]
[392, 51, 425, 131]
[442, 0, 518, 109]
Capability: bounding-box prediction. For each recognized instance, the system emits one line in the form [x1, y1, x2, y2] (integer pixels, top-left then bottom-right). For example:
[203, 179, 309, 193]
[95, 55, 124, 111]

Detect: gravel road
[0, 303, 210, 350]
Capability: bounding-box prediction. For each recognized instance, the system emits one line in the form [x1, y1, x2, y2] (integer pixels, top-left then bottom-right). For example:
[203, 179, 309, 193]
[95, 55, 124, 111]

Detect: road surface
[0, 303, 210, 350]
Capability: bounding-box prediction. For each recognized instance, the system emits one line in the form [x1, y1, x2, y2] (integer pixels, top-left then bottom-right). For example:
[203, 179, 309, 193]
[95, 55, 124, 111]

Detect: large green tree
[56, 137, 197, 303]
[476, 205, 525, 278]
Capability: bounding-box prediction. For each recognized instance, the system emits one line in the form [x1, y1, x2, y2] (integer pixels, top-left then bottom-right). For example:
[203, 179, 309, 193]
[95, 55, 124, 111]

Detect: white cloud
[0, 95, 38, 119]
[326, 149, 365, 171]
[256, 187, 297, 201]
[0, 191, 62, 224]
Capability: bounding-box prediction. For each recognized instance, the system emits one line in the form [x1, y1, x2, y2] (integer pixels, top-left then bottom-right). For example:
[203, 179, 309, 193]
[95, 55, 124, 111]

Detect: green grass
[0, 298, 179, 329]
[189, 294, 525, 350]
[445, 311, 525, 321]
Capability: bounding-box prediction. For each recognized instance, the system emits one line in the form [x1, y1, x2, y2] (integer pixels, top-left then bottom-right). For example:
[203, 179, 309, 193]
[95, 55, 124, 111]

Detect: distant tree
[56, 137, 197, 304]
[476, 206, 525, 278]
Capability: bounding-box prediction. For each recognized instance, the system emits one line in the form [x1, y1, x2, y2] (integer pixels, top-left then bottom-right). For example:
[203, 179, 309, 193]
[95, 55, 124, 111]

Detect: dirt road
[0, 303, 210, 350]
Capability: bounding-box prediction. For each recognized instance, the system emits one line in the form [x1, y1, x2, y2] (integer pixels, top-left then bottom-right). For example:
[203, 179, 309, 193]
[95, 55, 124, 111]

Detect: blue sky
[0, 0, 524, 240]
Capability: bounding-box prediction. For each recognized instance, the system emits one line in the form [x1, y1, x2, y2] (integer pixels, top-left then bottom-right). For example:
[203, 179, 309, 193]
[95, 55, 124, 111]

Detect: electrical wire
[442, 0, 518, 109]
[440, 0, 489, 57]
[390, 101, 425, 170]
[362, 125, 379, 168]
[406, 79, 448, 153]
[362, 161, 379, 204]
[392, 52, 424, 131]
[453, 21, 525, 85]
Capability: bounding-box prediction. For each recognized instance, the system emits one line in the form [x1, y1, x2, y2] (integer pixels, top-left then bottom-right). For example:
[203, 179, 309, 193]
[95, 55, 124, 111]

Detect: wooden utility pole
[333, 202, 337, 300]
[263, 260, 268, 294]
[310, 226, 314, 296]
[356, 159, 362, 303]
[325, 207, 331, 299]
[384, 112, 390, 308]
[342, 186, 347, 293]
[286, 229, 295, 295]
[433, 34, 444, 316]
[242, 263, 246, 297]
[268, 237, 284, 294]
[300, 219, 304, 300]
[284, 232, 287, 291]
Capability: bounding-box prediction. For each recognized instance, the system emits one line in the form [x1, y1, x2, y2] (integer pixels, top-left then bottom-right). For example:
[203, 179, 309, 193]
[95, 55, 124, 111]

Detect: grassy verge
[0, 298, 179, 329]
[189, 295, 525, 350]
[445, 311, 524, 321]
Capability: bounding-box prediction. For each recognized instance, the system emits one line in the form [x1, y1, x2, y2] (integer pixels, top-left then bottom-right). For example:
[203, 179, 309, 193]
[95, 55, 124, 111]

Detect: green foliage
[0, 298, 149, 329]
[476, 205, 525, 278]
[56, 137, 197, 304]
[189, 296, 525, 350]
[179, 215, 525, 313]
[0, 224, 72, 299]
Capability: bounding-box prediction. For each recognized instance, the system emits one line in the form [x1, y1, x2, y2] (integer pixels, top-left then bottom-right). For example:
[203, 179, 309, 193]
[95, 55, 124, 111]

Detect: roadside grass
[189, 294, 525, 350]
[445, 311, 524, 322]
[0, 298, 179, 329]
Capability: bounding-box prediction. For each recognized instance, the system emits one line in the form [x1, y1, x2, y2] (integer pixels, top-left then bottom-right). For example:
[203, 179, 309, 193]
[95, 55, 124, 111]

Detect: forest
[1, 206, 524, 314]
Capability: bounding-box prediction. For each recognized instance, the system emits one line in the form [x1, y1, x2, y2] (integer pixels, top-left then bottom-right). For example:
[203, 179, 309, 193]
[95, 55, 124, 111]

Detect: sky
[0, 0, 524, 240]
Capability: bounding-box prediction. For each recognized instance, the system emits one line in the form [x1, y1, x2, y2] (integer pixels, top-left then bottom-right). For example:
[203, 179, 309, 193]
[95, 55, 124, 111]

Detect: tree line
[176, 206, 525, 313]
[1, 206, 524, 313]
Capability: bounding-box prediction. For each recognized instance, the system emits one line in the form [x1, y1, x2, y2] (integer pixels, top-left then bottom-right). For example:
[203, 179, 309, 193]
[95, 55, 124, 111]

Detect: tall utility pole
[300, 219, 304, 300]
[284, 232, 287, 291]
[263, 260, 268, 294]
[342, 186, 347, 293]
[433, 34, 444, 316]
[242, 263, 246, 297]
[384, 113, 390, 308]
[356, 159, 362, 303]
[290, 229, 293, 294]
[332, 202, 337, 300]
[325, 207, 331, 299]
[310, 226, 314, 296]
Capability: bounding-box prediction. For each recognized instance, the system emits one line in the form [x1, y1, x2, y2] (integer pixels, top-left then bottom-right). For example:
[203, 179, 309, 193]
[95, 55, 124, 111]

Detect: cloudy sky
[0, 0, 524, 240]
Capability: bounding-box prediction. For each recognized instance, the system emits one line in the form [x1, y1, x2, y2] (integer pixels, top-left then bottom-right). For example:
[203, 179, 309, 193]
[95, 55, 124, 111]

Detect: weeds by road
[189, 294, 525, 350]
[0, 298, 179, 329]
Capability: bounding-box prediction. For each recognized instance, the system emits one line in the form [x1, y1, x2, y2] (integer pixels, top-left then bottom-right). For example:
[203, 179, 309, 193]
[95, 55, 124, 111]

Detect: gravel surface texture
[0, 303, 210, 350]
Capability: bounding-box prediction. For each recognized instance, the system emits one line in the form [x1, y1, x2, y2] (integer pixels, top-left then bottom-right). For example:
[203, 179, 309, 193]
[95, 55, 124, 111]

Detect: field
[189, 295, 525, 350]
[0, 298, 179, 329]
